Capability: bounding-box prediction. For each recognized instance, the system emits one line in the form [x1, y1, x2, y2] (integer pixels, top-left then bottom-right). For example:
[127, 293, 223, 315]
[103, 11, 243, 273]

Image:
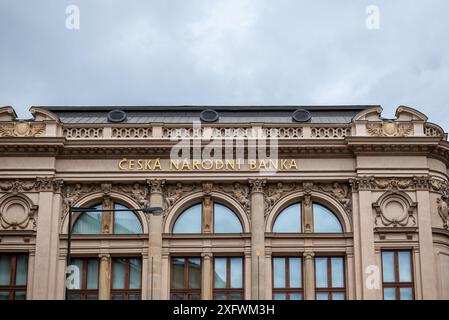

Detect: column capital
[147, 179, 166, 194]
[248, 178, 266, 194]
[303, 252, 315, 259]
[201, 252, 213, 260]
[98, 253, 111, 261]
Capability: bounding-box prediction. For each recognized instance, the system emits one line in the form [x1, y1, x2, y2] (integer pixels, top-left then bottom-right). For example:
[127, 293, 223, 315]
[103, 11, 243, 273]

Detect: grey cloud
[0, 0, 448, 130]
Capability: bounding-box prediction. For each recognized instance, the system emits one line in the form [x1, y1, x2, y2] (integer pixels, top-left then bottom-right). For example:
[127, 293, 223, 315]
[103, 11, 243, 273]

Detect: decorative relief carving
[438, 196, 449, 229]
[0, 194, 38, 230]
[367, 121, 414, 137]
[262, 181, 352, 218]
[0, 178, 63, 194]
[220, 183, 251, 215]
[350, 176, 437, 191]
[373, 191, 417, 228]
[0, 122, 45, 137]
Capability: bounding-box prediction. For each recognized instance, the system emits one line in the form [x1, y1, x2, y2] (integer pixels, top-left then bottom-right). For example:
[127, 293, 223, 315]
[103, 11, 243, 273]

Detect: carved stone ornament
[0, 178, 63, 194]
[367, 121, 414, 137]
[438, 196, 449, 229]
[248, 179, 266, 194]
[263, 181, 352, 218]
[350, 176, 437, 191]
[0, 121, 45, 137]
[373, 191, 417, 228]
[0, 194, 38, 230]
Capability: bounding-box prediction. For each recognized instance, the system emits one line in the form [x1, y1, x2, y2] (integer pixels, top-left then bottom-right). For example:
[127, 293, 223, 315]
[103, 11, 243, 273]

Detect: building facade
[0, 105, 448, 300]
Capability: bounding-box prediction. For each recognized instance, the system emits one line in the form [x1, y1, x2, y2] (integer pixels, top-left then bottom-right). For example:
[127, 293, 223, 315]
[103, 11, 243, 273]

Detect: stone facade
[0, 105, 448, 300]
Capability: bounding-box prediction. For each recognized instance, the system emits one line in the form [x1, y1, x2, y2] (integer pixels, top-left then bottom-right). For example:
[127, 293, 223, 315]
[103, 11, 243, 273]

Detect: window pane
[129, 258, 142, 289]
[86, 294, 97, 300]
[400, 288, 413, 300]
[316, 292, 329, 300]
[273, 293, 287, 300]
[112, 259, 126, 289]
[111, 294, 124, 300]
[14, 291, 27, 300]
[290, 293, 303, 300]
[73, 204, 102, 234]
[0, 256, 11, 286]
[71, 259, 84, 289]
[15, 256, 28, 286]
[86, 259, 99, 290]
[331, 257, 344, 288]
[273, 204, 301, 233]
[214, 293, 227, 300]
[172, 258, 185, 289]
[313, 204, 342, 233]
[214, 258, 227, 289]
[128, 294, 141, 300]
[171, 293, 184, 300]
[289, 258, 302, 288]
[67, 294, 81, 300]
[382, 252, 395, 283]
[315, 258, 328, 288]
[398, 252, 412, 283]
[189, 294, 201, 300]
[188, 258, 201, 289]
[229, 293, 242, 300]
[384, 288, 396, 300]
[173, 204, 202, 234]
[273, 258, 286, 288]
[113, 204, 143, 234]
[0, 291, 10, 300]
[230, 258, 243, 289]
[332, 292, 345, 300]
[214, 204, 243, 233]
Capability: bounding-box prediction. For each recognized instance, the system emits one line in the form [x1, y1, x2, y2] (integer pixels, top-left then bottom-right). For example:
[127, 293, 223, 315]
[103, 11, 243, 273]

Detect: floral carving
[367, 121, 414, 137]
[0, 122, 45, 137]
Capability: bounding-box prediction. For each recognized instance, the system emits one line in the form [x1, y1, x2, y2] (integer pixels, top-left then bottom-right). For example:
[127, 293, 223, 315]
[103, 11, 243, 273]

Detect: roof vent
[292, 108, 312, 122]
[107, 109, 127, 123]
[200, 109, 219, 123]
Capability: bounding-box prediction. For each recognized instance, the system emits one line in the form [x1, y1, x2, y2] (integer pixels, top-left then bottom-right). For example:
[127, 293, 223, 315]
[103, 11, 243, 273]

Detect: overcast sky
[0, 0, 448, 130]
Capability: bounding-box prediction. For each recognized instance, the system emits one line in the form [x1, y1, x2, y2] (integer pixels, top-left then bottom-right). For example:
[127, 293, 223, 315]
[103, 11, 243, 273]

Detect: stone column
[147, 179, 165, 300]
[249, 178, 266, 299]
[160, 252, 170, 300]
[416, 190, 438, 299]
[303, 192, 313, 233]
[32, 178, 63, 300]
[98, 253, 111, 300]
[304, 252, 315, 300]
[201, 253, 213, 300]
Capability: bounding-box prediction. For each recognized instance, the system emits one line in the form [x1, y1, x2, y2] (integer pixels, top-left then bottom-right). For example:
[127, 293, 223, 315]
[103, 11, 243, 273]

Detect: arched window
[73, 202, 143, 235]
[313, 203, 342, 233]
[172, 202, 243, 234]
[272, 201, 342, 233]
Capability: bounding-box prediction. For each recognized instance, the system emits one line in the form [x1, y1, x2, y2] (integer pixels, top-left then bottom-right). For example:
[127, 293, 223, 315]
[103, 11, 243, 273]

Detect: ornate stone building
[0, 105, 448, 300]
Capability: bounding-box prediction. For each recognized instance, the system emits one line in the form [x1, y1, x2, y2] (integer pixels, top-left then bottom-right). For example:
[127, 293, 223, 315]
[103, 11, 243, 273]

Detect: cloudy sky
[0, 0, 448, 130]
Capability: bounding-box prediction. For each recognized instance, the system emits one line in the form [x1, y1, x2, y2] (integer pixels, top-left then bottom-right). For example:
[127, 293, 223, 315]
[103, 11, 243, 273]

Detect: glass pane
[173, 204, 202, 234]
[188, 258, 201, 289]
[71, 259, 84, 289]
[112, 294, 124, 300]
[113, 204, 143, 234]
[171, 293, 184, 300]
[382, 252, 395, 283]
[331, 257, 344, 288]
[400, 288, 413, 300]
[315, 258, 328, 288]
[230, 258, 243, 289]
[230, 293, 242, 300]
[87, 259, 99, 290]
[316, 292, 329, 300]
[189, 294, 201, 300]
[128, 294, 141, 300]
[290, 292, 303, 300]
[273, 258, 286, 288]
[313, 203, 342, 233]
[398, 252, 412, 283]
[15, 256, 28, 286]
[384, 288, 396, 300]
[0, 291, 10, 300]
[214, 293, 227, 300]
[0, 256, 11, 286]
[14, 291, 27, 300]
[214, 258, 227, 289]
[273, 293, 286, 300]
[112, 259, 126, 289]
[172, 258, 185, 289]
[129, 258, 142, 289]
[332, 292, 345, 300]
[86, 294, 97, 300]
[73, 204, 102, 234]
[67, 294, 81, 300]
[214, 204, 243, 233]
[273, 204, 301, 233]
[289, 258, 302, 288]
